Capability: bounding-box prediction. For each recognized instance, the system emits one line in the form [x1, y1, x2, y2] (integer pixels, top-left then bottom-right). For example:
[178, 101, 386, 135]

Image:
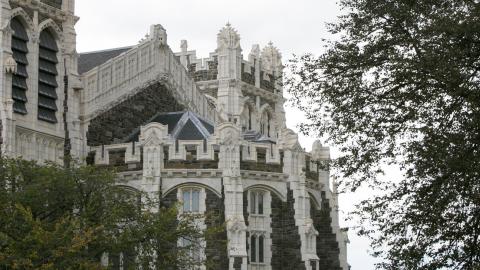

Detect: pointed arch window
[11, 17, 29, 115]
[38, 29, 59, 123]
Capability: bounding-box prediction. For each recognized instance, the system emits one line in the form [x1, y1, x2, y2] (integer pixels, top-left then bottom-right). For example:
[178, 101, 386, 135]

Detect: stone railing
[90, 137, 287, 173]
[91, 138, 220, 171]
[81, 26, 214, 122]
[240, 142, 283, 173]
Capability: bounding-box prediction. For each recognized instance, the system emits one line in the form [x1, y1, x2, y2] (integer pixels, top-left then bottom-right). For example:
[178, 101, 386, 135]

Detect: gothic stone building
[0, 0, 349, 269]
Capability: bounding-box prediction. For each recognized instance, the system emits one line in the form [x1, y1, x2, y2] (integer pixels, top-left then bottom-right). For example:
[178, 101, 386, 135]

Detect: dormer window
[38, 30, 59, 123]
[10, 18, 29, 115]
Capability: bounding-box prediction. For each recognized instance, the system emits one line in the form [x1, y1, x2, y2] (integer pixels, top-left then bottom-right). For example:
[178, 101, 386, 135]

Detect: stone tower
[0, 0, 82, 162]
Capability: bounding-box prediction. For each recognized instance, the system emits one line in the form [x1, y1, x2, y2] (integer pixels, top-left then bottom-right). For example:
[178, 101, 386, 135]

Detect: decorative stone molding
[217, 23, 241, 50]
[10, 7, 34, 30]
[4, 56, 17, 74]
[261, 42, 283, 72]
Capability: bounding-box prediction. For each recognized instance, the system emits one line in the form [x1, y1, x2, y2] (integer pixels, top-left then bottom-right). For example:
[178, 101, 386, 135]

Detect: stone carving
[150, 24, 167, 45]
[4, 56, 17, 74]
[180, 39, 188, 52]
[217, 23, 241, 50]
[280, 128, 303, 151]
[261, 42, 283, 72]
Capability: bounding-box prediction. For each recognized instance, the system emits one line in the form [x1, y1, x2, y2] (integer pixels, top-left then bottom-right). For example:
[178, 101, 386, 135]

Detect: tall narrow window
[267, 114, 271, 137]
[250, 234, 265, 263]
[249, 191, 265, 215]
[180, 237, 201, 264]
[248, 108, 252, 130]
[250, 235, 257, 263]
[38, 30, 58, 123]
[183, 188, 200, 213]
[258, 192, 264, 215]
[258, 235, 264, 263]
[10, 18, 29, 115]
[250, 191, 256, 214]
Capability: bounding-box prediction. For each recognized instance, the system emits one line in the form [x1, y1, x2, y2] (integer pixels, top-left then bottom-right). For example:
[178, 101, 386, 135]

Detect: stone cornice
[10, 0, 68, 23]
[162, 169, 222, 178]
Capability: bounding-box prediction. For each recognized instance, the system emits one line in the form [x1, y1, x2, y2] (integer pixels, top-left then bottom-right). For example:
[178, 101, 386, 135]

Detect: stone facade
[0, 1, 349, 269]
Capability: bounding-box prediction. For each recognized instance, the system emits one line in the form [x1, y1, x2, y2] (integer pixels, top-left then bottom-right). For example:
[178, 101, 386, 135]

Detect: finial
[181, 40, 188, 52]
[261, 42, 283, 72]
[217, 23, 241, 50]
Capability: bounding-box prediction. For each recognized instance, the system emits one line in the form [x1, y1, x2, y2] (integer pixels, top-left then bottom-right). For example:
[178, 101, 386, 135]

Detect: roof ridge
[78, 45, 134, 55]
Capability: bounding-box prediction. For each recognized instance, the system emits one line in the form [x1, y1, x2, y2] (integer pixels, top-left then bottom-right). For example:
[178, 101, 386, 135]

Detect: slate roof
[243, 130, 276, 144]
[78, 46, 133, 74]
[125, 111, 215, 142]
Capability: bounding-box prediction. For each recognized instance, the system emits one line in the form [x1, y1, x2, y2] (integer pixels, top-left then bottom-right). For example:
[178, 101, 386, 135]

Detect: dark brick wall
[205, 189, 228, 270]
[189, 58, 218, 82]
[161, 188, 178, 209]
[260, 72, 275, 93]
[310, 193, 341, 270]
[240, 148, 283, 173]
[233, 257, 242, 270]
[87, 82, 184, 146]
[271, 190, 306, 270]
[241, 63, 255, 85]
[164, 148, 219, 169]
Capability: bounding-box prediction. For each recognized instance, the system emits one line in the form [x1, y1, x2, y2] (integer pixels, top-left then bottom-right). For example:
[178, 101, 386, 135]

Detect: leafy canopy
[0, 158, 224, 269]
[286, 0, 480, 269]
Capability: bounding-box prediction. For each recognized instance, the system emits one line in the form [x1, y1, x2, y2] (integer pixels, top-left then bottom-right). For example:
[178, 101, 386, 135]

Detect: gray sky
[75, 0, 379, 268]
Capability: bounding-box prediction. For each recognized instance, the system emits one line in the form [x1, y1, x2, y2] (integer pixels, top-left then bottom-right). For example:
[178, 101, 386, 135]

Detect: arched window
[10, 17, 29, 115]
[38, 29, 58, 123]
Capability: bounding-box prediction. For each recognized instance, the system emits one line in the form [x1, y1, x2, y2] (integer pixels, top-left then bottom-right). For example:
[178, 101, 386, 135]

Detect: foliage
[0, 158, 224, 269]
[286, 0, 480, 269]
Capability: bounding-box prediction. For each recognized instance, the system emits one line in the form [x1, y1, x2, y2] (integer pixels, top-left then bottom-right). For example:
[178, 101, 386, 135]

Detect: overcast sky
[75, 1, 379, 269]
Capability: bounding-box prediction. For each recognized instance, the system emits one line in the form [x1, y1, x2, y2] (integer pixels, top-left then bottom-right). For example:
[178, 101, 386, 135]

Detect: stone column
[217, 122, 248, 270]
[139, 122, 168, 212]
[216, 23, 243, 124]
[0, 1, 16, 157]
[281, 129, 320, 269]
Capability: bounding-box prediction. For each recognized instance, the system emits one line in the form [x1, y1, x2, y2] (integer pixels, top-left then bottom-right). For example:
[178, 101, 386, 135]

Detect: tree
[0, 158, 224, 269]
[286, 0, 480, 269]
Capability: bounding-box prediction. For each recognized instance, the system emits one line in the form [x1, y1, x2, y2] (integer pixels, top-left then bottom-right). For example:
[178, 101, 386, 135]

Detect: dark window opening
[251, 235, 257, 263]
[11, 18, 29, 115]
[38, 30, 58, 123]
[258, 235, 264, 263]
